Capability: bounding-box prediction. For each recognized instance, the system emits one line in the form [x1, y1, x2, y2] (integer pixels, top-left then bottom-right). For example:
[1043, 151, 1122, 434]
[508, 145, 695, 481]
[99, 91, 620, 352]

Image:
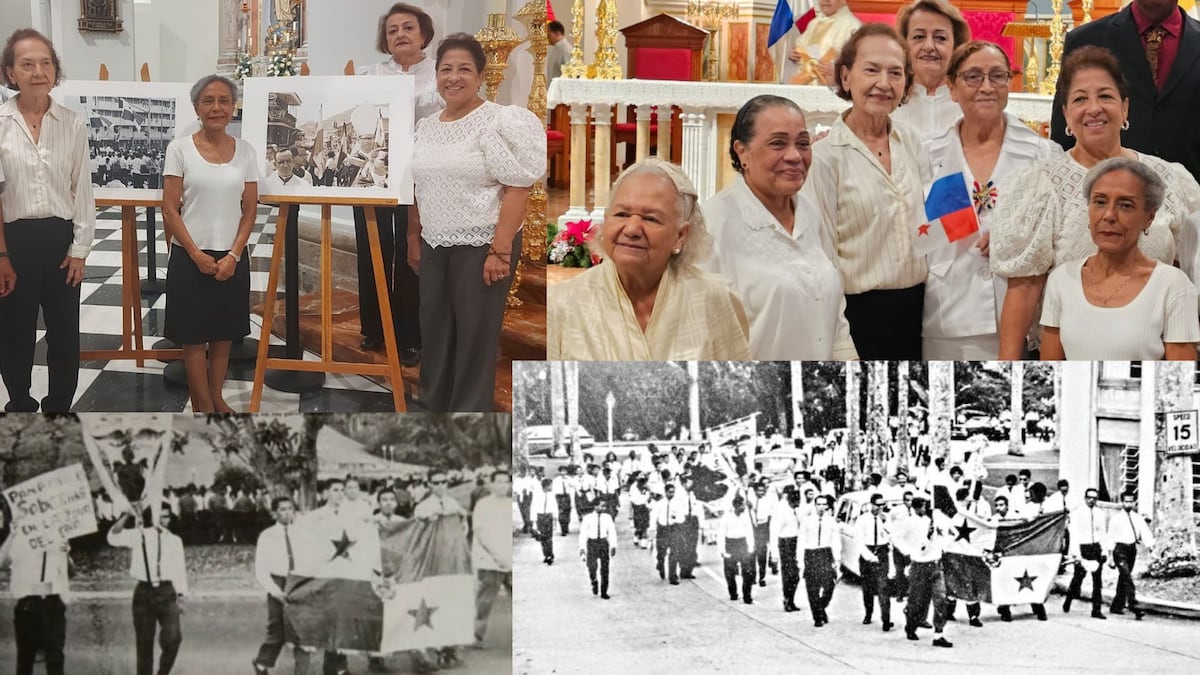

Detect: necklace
[1085, 260, 1134, 306]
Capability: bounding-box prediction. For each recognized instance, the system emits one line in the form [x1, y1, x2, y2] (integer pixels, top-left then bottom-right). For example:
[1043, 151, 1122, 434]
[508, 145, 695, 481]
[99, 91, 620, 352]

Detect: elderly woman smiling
[701, 95, 855, 360]
[1040, 157, 1199, 360]
[990, 46, 1200, 357]
[548, 158, 750, 360]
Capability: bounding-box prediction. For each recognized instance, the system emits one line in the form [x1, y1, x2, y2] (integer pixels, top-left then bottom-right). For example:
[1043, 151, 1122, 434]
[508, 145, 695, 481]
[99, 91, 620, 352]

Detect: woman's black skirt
[165, 245, 250, 345]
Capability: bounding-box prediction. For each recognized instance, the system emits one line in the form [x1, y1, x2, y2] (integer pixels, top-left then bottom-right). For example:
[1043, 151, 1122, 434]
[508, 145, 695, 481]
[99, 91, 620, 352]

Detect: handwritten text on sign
[2, 464, 98, 551]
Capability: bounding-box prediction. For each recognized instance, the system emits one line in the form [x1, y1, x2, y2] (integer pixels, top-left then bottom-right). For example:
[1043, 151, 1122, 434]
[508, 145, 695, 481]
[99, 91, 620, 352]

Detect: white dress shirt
[472, 494, 512, 571]
[802, 113, 930, 295]
[578, 512, 618, 552]
[770, 503, 803, 543]
[550, 475, 570, 496]
[894, 511, 950, 563]
[921, 114, 1063, 355]
[3, 536, 71, 601]
[652, 496, 688, 527]
[358, 56, 444, 122]
[531, 491, 556, 518]
[854, 511, 891, 551]
[107, 526, 189, 594]
[1107, 509, 1155, 549]
[701, 174, 856, 359]
[749, 492, 776, 527]
[628, 484, 649, 506]
[254, 522, 298, 594]
[891, 84, 961, 143]
[717, 510, 756, 551]
[0, 97, 95, 257]
[1068, 505, 1108, 555]
[799, 513, 841, 561]
[680, 492, 706, 525]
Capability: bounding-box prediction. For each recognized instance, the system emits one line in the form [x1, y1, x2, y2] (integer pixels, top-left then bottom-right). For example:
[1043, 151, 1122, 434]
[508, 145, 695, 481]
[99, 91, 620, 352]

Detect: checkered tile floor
[0, 205, 399, 412]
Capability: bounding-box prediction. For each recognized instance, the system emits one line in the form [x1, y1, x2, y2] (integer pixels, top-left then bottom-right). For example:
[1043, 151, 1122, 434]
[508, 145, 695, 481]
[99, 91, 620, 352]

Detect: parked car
[833, 490, 904, 577]
[522, 424, 596, 456]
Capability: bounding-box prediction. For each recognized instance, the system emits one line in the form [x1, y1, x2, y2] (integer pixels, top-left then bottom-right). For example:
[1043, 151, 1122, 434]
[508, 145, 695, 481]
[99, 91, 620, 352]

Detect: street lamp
[606, 391, 616, 454]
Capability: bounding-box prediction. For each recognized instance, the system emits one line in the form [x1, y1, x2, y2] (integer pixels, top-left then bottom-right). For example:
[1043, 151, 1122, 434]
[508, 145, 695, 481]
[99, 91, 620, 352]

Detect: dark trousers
[680, 515, 699, 572]
[535, 514, 554, 560]
[132, 581, 182, 675]
[752, 522, 770, 581]
[353, 205, 420, 347]
[555, 494, 572, 535]
[1066, 543, 1104, 614]
[723, 538, 754, 600]
[843, 284, 924, 360]
[0, 218, 81, 412]
[417, 232, 520, 412]
[906, 561, 948, 634]
[893, 550, 911, 599]
[586, 538, 610, 595]
[656, 524, 680, 582]
[947, 598, 980, 618]
[632, 504, 650, 539]
[517, 494, 532, 533]
[1111, 542, 1140, 613]
[254, 575, 304, 670]
[803, 548, 836, 621]
[475, 569, 511, 640]
[14, 595, 66, 675]
[778, 537, 799, 606]
[859, 545, 891, 623]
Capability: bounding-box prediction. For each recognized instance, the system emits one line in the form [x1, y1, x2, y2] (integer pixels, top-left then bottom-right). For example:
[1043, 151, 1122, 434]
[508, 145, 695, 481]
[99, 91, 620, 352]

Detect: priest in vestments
[782, 0, 863, 85]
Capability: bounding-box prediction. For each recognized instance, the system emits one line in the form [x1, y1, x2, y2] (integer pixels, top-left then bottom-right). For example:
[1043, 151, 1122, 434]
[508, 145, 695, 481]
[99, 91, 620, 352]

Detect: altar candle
[488, 0, 507, 14]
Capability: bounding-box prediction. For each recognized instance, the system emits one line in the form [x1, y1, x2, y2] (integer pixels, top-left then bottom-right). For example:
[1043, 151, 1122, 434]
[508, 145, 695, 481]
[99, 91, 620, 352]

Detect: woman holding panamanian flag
[917, 40, 1061, 359]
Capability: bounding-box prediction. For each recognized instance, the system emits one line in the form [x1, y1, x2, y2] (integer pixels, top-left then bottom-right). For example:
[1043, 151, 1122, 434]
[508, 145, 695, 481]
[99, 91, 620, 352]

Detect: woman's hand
[60, 256, 85, 287]
[976, 231, 991, 257]
[214, 255, 238, 282]
[0, 257, 15, 296]
[483, 249, 511, 286]
[407, 236, 421, 274]
[191, 250, 218, 276]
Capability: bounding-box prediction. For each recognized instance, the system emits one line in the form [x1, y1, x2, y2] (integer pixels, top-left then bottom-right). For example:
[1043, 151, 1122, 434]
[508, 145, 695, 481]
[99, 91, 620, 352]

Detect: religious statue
[78, 0, 123, 33]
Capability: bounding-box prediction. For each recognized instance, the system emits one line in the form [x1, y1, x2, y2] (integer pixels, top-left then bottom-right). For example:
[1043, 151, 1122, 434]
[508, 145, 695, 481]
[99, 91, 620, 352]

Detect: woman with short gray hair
[1039, 157, 1199, 360]
[161, 74, 259, 411]
[549, 157, 750, 360]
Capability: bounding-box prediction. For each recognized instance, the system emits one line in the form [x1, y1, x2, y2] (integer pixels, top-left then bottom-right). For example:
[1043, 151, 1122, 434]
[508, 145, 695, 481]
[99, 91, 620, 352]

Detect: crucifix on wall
[78, 0, 124, 33]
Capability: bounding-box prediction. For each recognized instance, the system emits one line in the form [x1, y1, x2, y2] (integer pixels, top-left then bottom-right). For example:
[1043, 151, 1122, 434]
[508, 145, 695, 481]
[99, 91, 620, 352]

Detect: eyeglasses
[956, 69, 1012, 88]
[431, 479, 447, 485]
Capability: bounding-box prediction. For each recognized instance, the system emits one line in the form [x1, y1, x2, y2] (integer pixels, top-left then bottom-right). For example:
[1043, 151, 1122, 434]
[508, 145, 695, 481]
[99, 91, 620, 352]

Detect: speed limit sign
[1164, 410, 1199, 455]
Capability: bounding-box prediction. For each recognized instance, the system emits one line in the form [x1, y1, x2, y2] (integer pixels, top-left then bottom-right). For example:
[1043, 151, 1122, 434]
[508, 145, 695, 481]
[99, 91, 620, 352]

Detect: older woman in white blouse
[922, 41, 1061, 359]
[550, 157, 750, 360]
[702, 95, 855, 360]
[1041, 158, 1199, 359]
[409, 35, 544, 412]
[891, 0, 970, 142]
[803, 23, 929, 359]
[0, 29, 94, 413]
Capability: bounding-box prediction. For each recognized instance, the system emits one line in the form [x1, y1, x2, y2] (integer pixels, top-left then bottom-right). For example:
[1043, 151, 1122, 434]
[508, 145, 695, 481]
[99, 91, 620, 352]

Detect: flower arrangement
[548, 219, 601, 267]
[267, 52, 295, 77]
[233, 51, 252, 80]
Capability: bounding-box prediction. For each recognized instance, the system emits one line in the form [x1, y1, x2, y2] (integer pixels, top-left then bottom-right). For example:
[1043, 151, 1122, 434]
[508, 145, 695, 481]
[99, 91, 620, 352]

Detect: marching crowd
[515, 441, 1157, 649]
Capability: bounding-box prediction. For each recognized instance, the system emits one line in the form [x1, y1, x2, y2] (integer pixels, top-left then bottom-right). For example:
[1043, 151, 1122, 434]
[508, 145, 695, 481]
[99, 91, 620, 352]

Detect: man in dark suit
[1051, 1, 1200, 181]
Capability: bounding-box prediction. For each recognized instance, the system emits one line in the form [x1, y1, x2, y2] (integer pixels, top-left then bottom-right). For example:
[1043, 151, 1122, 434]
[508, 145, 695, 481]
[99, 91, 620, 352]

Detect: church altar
[548, 77, 1054, 225]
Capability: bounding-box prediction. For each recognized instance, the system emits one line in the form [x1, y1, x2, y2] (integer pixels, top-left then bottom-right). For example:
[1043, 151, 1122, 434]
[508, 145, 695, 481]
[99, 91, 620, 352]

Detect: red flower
[564, 219, 594, 243]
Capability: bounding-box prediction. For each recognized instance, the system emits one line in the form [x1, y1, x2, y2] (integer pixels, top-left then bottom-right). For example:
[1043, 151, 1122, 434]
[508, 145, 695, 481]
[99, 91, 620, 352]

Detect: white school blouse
[357, 56, 444, 122]
[163, 136, 258, 251]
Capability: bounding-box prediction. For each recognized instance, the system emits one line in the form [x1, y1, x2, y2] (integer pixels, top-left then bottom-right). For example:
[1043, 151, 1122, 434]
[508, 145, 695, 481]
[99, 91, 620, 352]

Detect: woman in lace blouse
[408, 34, 544, 412]
[991, 46, 1200, 357]
[549, 157, 750, 360]
[1040, 157, 1199, 360]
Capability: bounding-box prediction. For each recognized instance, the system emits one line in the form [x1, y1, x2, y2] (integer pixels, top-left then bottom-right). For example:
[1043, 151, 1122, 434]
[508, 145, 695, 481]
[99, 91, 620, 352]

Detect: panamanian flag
[284, 512, 474, 653]
[914, 172, 980, 256]
[940, 507, 1068, 605]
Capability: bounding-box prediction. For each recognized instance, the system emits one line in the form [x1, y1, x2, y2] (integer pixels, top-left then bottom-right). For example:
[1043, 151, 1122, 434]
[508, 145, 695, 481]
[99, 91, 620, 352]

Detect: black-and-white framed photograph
[240, 75, 415, 203]
[51, 80, 194, 201]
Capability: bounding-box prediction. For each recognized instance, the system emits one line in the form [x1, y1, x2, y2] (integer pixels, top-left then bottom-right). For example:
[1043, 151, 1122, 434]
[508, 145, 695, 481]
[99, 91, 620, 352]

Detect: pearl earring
[1122, 119, 1130, 131]
[1065, 127, 1073, 137]
[673, 248, 681, 255]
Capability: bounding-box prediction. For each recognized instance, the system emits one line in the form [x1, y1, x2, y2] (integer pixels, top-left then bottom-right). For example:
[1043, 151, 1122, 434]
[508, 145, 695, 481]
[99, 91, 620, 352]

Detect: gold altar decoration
[476, 13, 525, 102]
[1041, 0, 1066, 96]
[1081, 0, 1094, 24]
[1001, 21, 1052, 93]
[561, 0, 588, 78]
[591, 0, 625, 80]
[507, 0, 552, 308]
[686, 0, 740, 81]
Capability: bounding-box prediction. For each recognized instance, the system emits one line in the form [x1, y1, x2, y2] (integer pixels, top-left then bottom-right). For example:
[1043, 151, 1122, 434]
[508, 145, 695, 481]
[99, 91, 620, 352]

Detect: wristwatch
[0, 251, 9, 259]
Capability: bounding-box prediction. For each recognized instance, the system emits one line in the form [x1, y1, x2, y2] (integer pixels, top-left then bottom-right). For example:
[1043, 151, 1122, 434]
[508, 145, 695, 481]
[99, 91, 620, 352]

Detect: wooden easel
[82, 64, 182, 366]
[249, 199, 406, 411]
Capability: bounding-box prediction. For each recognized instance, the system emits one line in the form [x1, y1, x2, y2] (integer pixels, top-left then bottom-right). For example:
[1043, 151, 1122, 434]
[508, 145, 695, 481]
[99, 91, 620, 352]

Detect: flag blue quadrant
[768, 0, 795, 47]
[924, 171, 974, 220]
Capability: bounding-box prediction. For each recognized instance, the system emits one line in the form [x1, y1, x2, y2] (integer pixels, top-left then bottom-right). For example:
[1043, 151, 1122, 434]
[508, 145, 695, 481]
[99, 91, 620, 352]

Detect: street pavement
[0, 594, 511, 674]
[514, 497, 1200, 674]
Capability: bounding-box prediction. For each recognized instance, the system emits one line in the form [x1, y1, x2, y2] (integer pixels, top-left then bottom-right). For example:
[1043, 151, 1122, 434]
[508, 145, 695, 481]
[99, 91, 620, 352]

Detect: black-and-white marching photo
[512, 361, 1200, 674]
[0, 413, 512, 674]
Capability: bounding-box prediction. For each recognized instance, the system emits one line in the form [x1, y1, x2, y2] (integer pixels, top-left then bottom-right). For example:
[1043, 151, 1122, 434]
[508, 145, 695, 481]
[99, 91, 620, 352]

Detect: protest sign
[3, 463, 98, 550]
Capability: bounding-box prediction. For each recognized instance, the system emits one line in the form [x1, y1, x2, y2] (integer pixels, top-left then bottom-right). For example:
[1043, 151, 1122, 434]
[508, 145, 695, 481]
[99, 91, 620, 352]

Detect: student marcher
[578, 498, 617, 599]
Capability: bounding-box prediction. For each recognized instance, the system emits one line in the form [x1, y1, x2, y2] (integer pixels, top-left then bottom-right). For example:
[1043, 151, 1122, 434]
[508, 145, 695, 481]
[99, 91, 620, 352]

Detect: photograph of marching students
[0, 412, 513, 675]
[512, 361, 1200, 673]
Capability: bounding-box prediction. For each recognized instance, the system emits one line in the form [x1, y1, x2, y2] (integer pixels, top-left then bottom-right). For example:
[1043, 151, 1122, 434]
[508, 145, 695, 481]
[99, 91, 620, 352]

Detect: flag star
[408, 597, 438, 630]
[918, 224, 931, 236]
[1015, 569, 1038, 592]
[329, 530, 356, 561]
[954, 520, 976, 542]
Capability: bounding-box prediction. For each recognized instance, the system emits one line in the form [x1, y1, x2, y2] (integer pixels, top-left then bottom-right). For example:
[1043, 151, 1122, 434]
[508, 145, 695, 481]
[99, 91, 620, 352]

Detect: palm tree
[790, 361, 805, 438]
[867, 361, 889, 475]
[550, 361, 566, 458]
[1148, 360, 1200, 576]
[846, 361, 861, 481]
[929, 361, 954, 461]
[513, 363, 527, 470]
[897, 361, 910, 464]
[1009, 361, 1025, 456]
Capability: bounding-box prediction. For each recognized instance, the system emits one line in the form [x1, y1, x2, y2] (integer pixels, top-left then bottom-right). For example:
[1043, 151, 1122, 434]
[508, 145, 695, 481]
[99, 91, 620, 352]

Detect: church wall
[51, 0, 137, 81]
